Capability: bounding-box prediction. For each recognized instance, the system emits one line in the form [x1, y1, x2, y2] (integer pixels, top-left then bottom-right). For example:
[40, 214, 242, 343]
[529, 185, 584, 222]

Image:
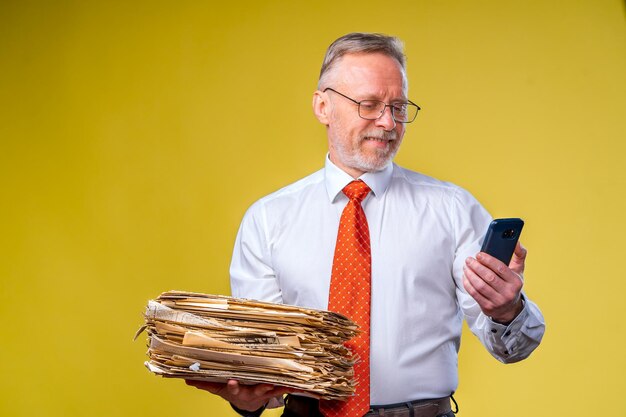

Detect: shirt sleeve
[450, 187, 546, 363]
[229, 201, 283, 304]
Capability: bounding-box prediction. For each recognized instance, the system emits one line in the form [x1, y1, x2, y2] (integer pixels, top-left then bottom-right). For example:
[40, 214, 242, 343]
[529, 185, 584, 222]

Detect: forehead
[331, 52, 407, 98]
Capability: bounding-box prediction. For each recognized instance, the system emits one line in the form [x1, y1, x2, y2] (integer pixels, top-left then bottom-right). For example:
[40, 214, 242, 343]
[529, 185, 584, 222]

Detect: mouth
[362, 133, 398, 149]
[364, 136, 393, 143]
[363, 130, 398, 142]
[361, 136, 395, 153]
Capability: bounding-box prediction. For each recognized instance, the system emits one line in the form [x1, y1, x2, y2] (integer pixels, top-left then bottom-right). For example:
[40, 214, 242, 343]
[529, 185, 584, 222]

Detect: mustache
[360, 130, 399, 141]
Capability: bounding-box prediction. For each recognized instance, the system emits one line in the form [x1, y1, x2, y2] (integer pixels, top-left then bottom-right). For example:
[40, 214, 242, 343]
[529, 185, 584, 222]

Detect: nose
[375, 105, 396, 131]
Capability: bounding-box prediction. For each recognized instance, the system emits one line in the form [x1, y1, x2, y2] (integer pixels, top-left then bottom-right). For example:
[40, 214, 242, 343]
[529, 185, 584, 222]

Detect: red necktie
[320, 180, 372, 417]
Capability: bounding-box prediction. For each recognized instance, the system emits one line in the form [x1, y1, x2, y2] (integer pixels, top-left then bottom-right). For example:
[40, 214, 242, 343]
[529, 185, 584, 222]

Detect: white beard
[333, 130, 401, 173]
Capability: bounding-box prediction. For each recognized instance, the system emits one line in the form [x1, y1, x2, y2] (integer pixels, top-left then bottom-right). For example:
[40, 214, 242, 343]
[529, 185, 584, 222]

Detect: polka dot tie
[320, 180, 371, 417]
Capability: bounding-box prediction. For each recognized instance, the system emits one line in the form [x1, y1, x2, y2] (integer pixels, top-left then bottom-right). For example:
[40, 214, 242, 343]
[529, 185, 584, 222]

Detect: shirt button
[491, 329, 497, 333]
[504, 330, 511, 336]
[503, 350, 509, 355]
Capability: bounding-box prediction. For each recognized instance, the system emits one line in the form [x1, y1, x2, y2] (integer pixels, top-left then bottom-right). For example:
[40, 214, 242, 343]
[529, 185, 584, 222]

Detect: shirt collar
[324, 154, 394, 202]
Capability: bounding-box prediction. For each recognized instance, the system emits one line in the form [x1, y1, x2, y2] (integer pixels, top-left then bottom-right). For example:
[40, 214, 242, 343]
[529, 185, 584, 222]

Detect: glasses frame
[323, 87, 420, 123]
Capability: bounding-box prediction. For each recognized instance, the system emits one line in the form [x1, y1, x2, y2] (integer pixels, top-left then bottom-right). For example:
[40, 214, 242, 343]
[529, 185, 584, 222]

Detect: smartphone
[480, 218, 524, 265]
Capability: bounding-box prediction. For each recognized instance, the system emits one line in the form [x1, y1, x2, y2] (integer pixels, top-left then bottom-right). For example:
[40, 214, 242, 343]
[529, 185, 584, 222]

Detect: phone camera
[502, 229, 517, 239]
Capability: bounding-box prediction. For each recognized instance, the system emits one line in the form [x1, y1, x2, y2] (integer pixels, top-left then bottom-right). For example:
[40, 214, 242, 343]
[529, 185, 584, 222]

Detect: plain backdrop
[1, 1, 625, 416]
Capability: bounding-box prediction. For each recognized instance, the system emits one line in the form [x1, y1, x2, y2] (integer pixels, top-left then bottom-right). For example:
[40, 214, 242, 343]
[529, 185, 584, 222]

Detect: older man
[187, 32, 545, 417]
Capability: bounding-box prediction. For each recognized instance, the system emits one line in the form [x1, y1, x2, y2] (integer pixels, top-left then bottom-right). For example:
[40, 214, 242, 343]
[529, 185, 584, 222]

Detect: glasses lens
[358, 101, 386, 120]
[357, 100, 419, 123]
[393, 103, 418, 123]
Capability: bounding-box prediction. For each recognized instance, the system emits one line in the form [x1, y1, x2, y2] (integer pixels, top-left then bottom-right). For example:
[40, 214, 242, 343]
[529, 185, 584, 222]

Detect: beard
[333, 129, 402, 173]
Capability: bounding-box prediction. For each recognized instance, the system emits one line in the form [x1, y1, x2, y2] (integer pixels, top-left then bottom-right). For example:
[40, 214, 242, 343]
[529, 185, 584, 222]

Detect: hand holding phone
[480, 218, 524, 265]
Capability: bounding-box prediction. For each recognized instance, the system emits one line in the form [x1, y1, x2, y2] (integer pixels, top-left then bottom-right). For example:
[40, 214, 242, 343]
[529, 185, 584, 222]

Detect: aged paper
[138, 291, 359, 400]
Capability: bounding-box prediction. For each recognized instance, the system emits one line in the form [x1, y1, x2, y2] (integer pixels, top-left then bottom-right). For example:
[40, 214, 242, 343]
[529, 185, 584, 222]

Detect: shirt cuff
[230, 403, 266, 417]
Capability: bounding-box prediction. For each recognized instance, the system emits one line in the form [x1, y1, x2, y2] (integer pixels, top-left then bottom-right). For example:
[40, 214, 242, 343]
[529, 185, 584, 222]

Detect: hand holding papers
[137, 291, 359, 400]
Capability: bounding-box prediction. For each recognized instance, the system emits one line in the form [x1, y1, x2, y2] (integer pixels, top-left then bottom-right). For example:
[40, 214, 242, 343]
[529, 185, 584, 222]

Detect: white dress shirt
[230, 156, 545, 405]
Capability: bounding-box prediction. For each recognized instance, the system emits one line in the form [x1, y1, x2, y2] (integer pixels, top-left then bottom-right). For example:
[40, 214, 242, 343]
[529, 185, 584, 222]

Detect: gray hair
[317, 32, 407, 90]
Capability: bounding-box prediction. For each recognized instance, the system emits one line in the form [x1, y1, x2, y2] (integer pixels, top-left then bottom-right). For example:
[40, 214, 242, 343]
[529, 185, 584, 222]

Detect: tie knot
[342, 180, 371, 202]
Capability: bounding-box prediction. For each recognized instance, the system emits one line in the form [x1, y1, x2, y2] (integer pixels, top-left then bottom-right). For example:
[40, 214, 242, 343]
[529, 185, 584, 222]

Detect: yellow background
[1, 1, 625, 416]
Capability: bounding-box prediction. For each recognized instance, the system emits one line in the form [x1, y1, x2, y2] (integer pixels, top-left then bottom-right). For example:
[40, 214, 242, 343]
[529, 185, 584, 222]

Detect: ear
[312, 90, 330, 125]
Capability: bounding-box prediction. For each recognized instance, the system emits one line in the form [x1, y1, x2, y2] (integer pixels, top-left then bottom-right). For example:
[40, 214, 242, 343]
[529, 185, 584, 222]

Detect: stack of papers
[137, 291, 359, 400]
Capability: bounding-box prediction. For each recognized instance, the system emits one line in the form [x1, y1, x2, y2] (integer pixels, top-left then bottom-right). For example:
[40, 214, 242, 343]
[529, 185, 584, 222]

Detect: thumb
[509, 241, 527, 276]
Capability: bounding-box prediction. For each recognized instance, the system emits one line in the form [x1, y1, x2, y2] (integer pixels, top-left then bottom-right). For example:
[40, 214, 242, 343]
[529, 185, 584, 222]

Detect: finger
[185, 380, 225, 394]
[226, 379, 241, 396]
[463, 260, 504, 302]
[475, 253, 520, 284]
[465, 256, 506, 291]
[466, 258, 519, 304]
[252, 384, 278, 397]
[263, 386, 295, 398]
[469, 255, 523, 300]
[514, 241, 527, 258]
[463, 266, 513, 318]
[509, 241, 527, 275]
[462, 271, 488, 305]
[462, 269, 504, 316]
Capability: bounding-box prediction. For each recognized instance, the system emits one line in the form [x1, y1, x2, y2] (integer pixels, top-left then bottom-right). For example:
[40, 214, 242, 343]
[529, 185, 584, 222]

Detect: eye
[360, 101, 380, 111]
[393, 104, 408, 115]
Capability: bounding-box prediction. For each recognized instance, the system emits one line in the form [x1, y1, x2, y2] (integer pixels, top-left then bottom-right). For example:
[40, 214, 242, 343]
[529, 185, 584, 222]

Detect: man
[187, 33, 545, 417]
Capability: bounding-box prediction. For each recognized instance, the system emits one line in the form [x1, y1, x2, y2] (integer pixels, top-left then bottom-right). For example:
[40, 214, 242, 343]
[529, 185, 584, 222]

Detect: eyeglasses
[323, 87, 420, 123]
